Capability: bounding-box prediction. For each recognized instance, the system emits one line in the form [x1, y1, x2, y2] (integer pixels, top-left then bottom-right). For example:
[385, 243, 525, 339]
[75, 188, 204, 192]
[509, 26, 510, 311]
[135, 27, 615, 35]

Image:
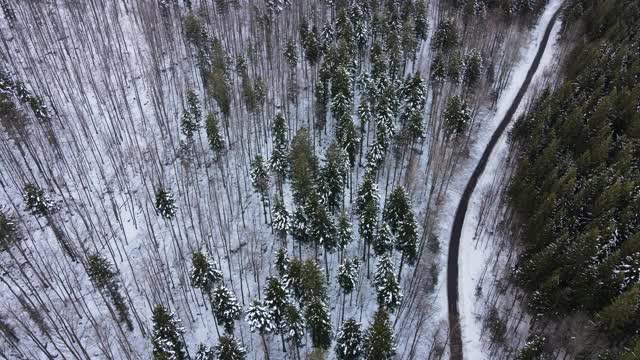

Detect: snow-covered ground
[435, 0, 565, 358]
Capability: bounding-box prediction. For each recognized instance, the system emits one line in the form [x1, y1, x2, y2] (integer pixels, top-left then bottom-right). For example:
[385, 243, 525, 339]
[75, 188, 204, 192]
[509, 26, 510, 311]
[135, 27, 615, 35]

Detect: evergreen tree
[300, 259, 328, 304]
[291, 206, 311, 250]
[274, 248, 290, 277]
[336, 318, 364, 360]
[373, 223, 394, 257]
[430, 53, 447, 83]
[400, 73, 426, 142]
[194, 344, 215, 360]
[373, 255, 403, 312]
[283, 303, 305, 348]
[181, 111, 198, 140]
[246, 299, 273, 358]
[447, 52, 463, 83]
[190, 250, 224, 295]
[0, 209, 18, 249]
[383, 186, 418, 278]
[365, 132, 387, 174]
[284, 40, 298, 70]
[155, 188, 177, 220]
[306, 194, 337, 262]
[337, 257, 361, 295]
[303, 25, 322, 66]
[23, 183, 53, 216]
[205, 113, 225, 156]
[87, 254, 133, 330]
[269, 113, 289, 187]
[382, 187, 410, 234]
[464, 49, 482, 87]
[363, 308, 396, 359]
[151, 305, 186, 360]
[443, 96, 471, 137]
[415, 0, 428, 41]
[319, 143, 348, 212]
[337, 211, 353, 251]
[357, 174, 379, 261]
[305, 298, 332, 350]
[211, 285, 241, 334]
[515, 334, 547, 360]
[432, 17, 458, 51]
[215, 335, 247, 360]
[186, 89, 201, 125]
[290, 128, 317, 205]
[264, 277, 291, 351]
[272, 197, 290, 240]
[250, 155, 270, 199]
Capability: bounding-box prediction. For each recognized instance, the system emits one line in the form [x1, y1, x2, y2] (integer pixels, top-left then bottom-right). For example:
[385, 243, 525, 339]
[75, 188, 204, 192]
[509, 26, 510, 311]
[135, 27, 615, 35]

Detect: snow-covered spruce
[272, 197, 291, 241]
[373, 255, 403, 312]
[337, 257, 361, 295]
[215, 334, 247, 360]
[210, 285, 242, 334]
[363, 308, 396, 359]
[304, 298, 332, 351]
[86, 253, 133, 331]
[190, 250, 224, 295]
[194, 344, 215, 360]
[151, 305, 186, 360]
[336, 318, 364, 360]
[23, 183, 54, 216]
[155, 188, 177, 220]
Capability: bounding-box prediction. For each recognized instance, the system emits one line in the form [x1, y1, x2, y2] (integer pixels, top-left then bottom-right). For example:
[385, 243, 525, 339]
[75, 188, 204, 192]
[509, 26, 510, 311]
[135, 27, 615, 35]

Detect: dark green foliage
[336, 211, 353, 249]
[151, 305, 186, 360]
[250, 155, 270, 200]
[443, 96, 471, 137]
[283, 303, 305, 347]
[215, 335, 247, 360]
[87, 254, 133, 330]
[464, 49, 482, 87]
[272, 198, 290, 239]
[363, 308, 396, 359]
[211, 285, 241, 334]
[264, 277, 289, 333]
[205, 112, 225, 156]
[336, 318, 363, 360]
[274, 248, 290, 276]
[357, 174, 379, 248]
[515, 334, 547, 360]
[0, 209, 18, 249]
[373, 255, 403, 312]
[432, 18, 458, 52]
[270, 113, 289, 182]
[190, 251, 223, 295]
[305, 298, 332, 350]
[337, 257, 360, 295]
[319, 143, 348, 212]
[23, 183, 52, 216]
[508, 1, 640, 350]
[415, 0, 429, 41]
[194, 344, 216, 360]
[290, 128, 317, 205]
[373, 223, 394, 256]
[155, 188, 177, 219]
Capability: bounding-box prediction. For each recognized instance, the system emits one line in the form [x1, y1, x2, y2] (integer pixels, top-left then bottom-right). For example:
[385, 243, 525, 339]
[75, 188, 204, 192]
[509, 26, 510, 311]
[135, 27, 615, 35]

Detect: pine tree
[187, 89, 201, 125]
[181, 111, 198, 140]
[400, 73, 426, 142]
[290, 128, 317, 205]
[283, 303, 305, 348]
[251, 155, 270, 223]
[274, 248, 290, 277]
[87, 254, 133, 330]
[373, 255, 403, 312]
[383, 186, 418, 278]
[447, 51, 463, 83]
[270, 113, 289, 189]
[0, 209, 18, 249]
[430, 53, 447, 83]
[23, 183, 53, 216]
[205, 112, 225, 156]
[337, 257, 361, 295]
[464, 49, 482, 88]
[291, 206, 311, 252]
[305, 298, 332, 350]
[194, 344, 216, 360]
[443, 96, 471, 137]
[215, 335, 247, 360]
[303, 25, 322, 66]
[155, 188, 177, 220]
[382, 187, 410, 234]
[337, 211, 353, 251]
[363, 308, 396, 359]
[246, 299, 273, 358]
[515, 334, 547, 360]
[300, 259, 328, 304]
[264, 277, 291, 352]
[190, 250, 223, 295]
[373, 223, 394, 257]
[415, 0, 428, 41]
[306, 194, 337, 264]
[151, 305, 186, 360]
[283, 40, 298, 70]
[357, 174, 379, 264]
[272, 197, 290, 241]
[319, 143, 348, 212]
[211, 285, 241, 334]
[432, 17, 458, 51]
[336, 318, 364, 360]
[365, 132, 387, 173]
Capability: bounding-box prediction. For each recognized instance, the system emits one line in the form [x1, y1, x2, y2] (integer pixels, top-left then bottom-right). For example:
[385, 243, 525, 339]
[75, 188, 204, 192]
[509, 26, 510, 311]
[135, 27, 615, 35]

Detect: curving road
[447, 6, 564, 360]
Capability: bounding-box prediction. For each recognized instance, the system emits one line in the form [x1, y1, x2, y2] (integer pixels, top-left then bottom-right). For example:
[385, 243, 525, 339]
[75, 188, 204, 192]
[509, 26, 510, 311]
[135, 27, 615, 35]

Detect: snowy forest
[0, 0, 633, 359]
